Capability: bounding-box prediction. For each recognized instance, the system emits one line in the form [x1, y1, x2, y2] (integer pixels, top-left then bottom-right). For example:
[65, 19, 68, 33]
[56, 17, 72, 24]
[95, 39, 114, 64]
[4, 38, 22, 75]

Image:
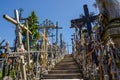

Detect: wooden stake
[20, 56, 27, 80]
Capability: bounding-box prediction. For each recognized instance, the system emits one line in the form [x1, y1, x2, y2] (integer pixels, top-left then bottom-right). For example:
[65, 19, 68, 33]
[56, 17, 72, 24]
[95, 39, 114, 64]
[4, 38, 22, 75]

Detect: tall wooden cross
[55, 22, 62, 45]
[38, 19, 54, 68]
[3, 10, 32, 52]
[38, 19, 62, 68]
[70, 5, 98, 76]
[3, 9, 32, 80]
[71, 4, 98, 36]
[39, 20, 62, 45]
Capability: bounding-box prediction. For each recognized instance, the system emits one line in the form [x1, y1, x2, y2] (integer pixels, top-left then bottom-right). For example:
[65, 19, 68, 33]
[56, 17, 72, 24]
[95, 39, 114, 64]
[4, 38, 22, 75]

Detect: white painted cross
[3, 9, 32, 52]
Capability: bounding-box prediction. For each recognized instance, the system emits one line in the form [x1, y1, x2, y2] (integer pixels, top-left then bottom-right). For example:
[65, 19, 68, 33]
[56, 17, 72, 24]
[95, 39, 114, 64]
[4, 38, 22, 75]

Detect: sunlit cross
[3, 9, 32, 52]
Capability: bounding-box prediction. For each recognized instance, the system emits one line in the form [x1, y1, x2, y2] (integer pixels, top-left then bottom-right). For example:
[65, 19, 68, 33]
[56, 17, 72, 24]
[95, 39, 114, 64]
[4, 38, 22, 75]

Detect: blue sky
[0, 0, 100, 53]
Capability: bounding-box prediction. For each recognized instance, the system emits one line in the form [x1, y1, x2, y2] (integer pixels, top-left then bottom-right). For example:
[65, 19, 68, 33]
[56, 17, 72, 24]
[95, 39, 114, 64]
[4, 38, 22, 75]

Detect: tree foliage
[22, 11, 40, 49]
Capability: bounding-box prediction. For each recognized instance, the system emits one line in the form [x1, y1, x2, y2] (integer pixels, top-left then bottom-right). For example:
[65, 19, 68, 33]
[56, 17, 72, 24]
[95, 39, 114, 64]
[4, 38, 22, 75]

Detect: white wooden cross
[3, 9, 32, 52]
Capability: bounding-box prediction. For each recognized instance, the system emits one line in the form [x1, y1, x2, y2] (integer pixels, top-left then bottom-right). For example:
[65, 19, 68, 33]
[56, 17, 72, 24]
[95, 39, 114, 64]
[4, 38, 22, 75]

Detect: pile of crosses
[0, 10, 65, 80]
[71, 3, 120, 80]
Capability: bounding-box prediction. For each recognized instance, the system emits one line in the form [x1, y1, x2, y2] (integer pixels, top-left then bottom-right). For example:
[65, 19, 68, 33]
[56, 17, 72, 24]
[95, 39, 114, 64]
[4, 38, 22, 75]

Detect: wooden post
[14, 10, 24, 52]
[83, 4, 92, 36]
[40, 19, 49, 68]
[71, 33, 75, 52]
[39, 19, 62, 68]
[71, 38, 74, 52]
[75, 27, 78, 41]
[99, 63, 103, 80]
[20, 55, 27, 80]
[42, 27, 47, 68]
[55, 22, 62, 45]
[25, 20, 30, 67]
[60, 33, 62, 49]
[99, 46, 103, 80]
[56, 22, 58, 45]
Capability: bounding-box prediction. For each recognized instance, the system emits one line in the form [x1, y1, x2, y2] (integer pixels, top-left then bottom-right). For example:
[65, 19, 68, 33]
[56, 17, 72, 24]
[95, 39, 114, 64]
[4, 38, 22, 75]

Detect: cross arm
[3, 14, 32, 34]
[71, 15, 98, 28]
[38, 26, 62, 29]
[38, 26, 55, 29]
[54, 27, 62, 29]
[39, 32, 48, 41]
[89, 15, 98, 22]
[71, 18, 85, 28]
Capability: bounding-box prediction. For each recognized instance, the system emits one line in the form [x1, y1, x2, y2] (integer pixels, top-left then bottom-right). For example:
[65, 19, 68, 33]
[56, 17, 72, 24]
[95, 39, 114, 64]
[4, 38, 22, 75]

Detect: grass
[0, 69, 2, 80]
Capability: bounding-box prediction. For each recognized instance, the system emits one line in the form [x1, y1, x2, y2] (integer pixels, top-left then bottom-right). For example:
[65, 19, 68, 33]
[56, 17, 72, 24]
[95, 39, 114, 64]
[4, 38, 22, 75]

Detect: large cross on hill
[71, 4, 98, 36]
[3, 9, 32, 52]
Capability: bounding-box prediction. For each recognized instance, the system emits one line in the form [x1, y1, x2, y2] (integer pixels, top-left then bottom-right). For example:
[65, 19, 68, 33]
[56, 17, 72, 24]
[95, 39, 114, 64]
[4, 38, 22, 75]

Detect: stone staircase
[42, 54, 82, 79]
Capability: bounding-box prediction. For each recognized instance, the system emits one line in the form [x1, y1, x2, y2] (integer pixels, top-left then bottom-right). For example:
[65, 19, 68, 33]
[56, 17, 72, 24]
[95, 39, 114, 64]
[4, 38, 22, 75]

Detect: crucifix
[3, 10, 32, 52]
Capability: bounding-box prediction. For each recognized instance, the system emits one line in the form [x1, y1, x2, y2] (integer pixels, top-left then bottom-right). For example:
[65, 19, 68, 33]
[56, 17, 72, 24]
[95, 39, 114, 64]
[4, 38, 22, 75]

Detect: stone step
[64, 54, 72, 57]
[42, 73, 82, 79]
[57, 61, 77, 65]
[63, 57, 72, 59]
[61, 59, 75, 62]
[56, 64, 78, 68]
[56, 63, 77, 67]
[42, 54, 82, 79]
[48, 70, 80, 74]
[63, 56, 73, 58]
[53, 66, 79, 70]
[42, 79, 83, 80]
[61, 60, 74, 62]
[63, 57, 73, 59]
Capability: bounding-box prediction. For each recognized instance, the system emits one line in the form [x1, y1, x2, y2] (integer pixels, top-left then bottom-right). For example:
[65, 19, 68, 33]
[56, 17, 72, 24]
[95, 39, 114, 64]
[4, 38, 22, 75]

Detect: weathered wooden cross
[3, 9, 32, 52]
[3, 9, 33, 80]
[38, 19, 62, 68]
[71, 4, 97, 36]
[70, 5, 98, 77]
[55, 22, 62, 45]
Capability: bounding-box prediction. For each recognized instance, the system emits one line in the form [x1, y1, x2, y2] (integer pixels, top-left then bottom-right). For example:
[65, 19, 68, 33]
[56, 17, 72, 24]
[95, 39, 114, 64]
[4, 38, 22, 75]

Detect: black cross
[71, 4, 98, 36]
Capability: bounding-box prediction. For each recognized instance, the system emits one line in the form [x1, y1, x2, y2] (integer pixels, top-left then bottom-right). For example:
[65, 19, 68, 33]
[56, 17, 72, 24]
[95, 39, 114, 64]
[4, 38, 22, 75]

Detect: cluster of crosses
[71, 4, 120, 80]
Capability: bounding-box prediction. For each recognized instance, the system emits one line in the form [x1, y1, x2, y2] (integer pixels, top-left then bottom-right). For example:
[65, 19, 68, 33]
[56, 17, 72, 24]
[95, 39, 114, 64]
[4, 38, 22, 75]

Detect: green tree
[22, 11, 40, 50]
